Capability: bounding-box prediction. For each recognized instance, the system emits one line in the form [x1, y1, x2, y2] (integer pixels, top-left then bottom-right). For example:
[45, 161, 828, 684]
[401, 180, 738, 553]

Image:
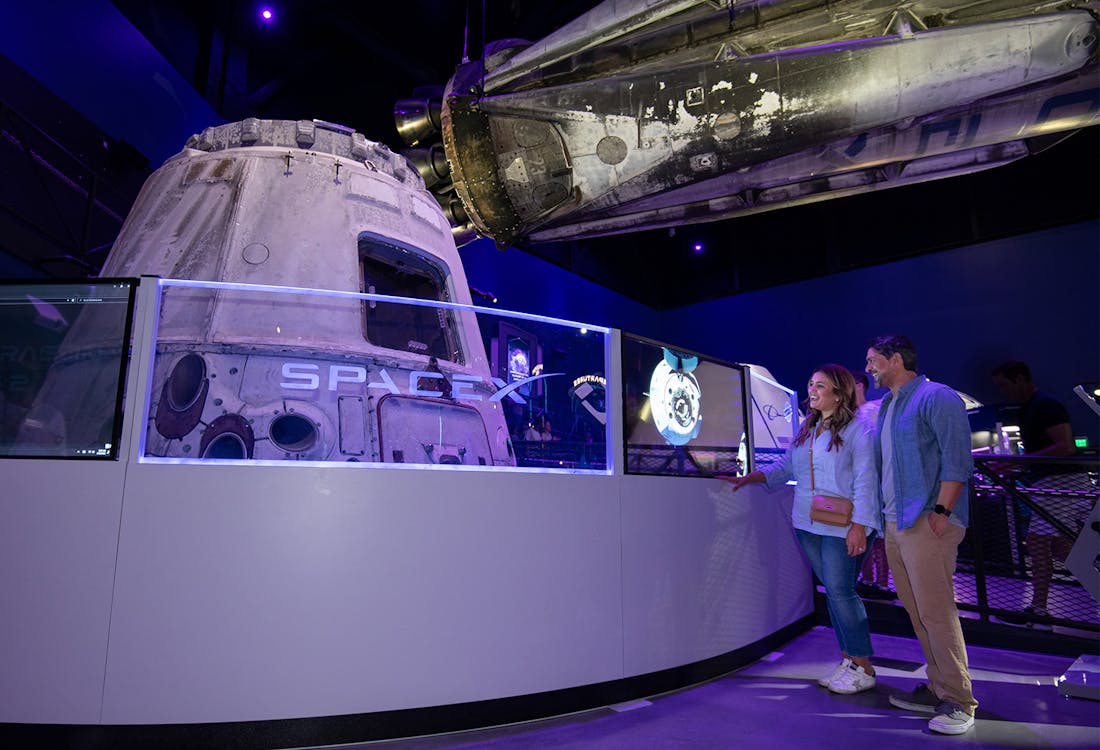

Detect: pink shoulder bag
[808, 432, 854, 527]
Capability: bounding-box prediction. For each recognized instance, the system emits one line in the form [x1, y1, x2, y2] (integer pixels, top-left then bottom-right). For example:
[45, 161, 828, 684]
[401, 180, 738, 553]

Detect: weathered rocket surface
[99, 119, 515, 465]
[396, 0, 1100, 246]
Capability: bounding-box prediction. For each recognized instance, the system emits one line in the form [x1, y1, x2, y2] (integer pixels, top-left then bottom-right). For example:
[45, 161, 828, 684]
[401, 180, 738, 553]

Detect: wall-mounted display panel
[0, 278, 136, 459]
[621, 333, 750, 478]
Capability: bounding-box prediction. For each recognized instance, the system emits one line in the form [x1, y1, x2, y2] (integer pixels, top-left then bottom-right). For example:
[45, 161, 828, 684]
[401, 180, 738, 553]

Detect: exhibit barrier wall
[0, 277, 809, 726]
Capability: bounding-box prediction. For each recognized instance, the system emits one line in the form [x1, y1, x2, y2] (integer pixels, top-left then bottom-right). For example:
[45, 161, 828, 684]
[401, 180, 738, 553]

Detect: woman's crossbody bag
[808, 433, 854, 527]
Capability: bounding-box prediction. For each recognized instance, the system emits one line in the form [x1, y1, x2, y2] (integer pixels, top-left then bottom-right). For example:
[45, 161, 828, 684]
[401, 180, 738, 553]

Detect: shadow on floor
[341, 627, 1098, 750]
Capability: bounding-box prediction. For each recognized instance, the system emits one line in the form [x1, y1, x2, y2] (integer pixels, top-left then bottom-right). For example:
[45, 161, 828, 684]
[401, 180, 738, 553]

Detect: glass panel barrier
[142, 280, 610, 472]
[746, 366, 800, 474]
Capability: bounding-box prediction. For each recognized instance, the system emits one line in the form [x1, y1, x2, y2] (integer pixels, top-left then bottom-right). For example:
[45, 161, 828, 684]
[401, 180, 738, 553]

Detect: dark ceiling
[1, 0, 1097, 308]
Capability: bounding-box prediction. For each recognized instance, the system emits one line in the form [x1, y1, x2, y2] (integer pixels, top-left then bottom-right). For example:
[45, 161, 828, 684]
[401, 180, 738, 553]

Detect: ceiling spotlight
[259, 7, 274, 23]
[693, 243, 703, 253]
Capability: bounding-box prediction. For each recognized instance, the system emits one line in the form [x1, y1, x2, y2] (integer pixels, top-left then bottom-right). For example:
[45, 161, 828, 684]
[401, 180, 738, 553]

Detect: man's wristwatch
[933, 504, 952, 517]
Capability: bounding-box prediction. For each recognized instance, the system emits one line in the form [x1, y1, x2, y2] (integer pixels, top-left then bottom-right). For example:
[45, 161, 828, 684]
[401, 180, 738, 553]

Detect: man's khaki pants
[885, 518, 977, 715]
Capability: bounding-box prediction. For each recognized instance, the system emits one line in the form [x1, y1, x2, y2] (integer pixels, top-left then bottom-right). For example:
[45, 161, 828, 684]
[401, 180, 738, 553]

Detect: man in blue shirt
[865, 335, 976, 735]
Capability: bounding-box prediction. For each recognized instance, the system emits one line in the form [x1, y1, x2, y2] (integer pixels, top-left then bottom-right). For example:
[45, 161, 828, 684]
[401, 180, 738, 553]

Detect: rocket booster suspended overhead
[396, 0, 1100, 247]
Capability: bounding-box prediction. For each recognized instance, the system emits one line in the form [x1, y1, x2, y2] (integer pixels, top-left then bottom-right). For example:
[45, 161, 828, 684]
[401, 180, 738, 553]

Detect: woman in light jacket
[724, 363, 882, 694]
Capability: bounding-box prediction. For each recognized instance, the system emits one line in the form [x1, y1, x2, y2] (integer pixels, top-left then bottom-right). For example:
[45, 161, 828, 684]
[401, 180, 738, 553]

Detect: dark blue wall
[662, 220, 1099, 445]
[465, 221, 1099, 446]
[1, 1, 220, 166]
[459, 238, 662, 335]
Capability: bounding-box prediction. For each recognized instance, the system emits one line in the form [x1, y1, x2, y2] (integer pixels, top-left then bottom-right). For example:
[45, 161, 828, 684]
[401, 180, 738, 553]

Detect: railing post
[967, 478, 989, 618]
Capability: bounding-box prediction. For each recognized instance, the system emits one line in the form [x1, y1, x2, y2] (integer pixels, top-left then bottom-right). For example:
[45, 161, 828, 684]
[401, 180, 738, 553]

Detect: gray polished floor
[344, 626, 1099, 750]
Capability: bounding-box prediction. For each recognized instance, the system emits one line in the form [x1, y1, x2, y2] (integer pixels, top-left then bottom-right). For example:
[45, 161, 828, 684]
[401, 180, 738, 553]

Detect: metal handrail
[971, 455, 1097, 539]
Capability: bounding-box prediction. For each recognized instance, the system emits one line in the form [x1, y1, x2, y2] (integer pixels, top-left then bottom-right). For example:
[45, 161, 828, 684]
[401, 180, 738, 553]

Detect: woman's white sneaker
[817, 658, 852, 688]
[827, 663, 876, 694]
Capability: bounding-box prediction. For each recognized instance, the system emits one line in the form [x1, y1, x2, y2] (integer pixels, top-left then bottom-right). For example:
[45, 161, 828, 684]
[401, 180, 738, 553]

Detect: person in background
[991, 360, 1078, 628]
[852, 371, 880, 425]
[991, 361, 1075, 457]
[999, 508, 1088, 630]
[721, 364, 881, 696]
[852, 370, 894, 601]
[866, 335, 976, 735]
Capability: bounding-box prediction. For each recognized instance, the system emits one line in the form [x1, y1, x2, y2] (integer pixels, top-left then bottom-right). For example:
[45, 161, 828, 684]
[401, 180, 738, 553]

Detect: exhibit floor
[335, 626, 1099, 750]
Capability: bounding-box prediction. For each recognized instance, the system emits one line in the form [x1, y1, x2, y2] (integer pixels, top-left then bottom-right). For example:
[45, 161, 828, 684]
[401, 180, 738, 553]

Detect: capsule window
[358, 236, 462, 364]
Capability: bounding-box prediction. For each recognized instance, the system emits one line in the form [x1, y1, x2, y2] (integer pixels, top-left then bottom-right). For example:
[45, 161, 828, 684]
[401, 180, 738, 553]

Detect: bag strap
[808, 428, 816, 493]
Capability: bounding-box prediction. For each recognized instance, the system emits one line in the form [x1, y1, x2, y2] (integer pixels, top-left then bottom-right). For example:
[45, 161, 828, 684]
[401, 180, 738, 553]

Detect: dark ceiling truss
[0, 102, 124, 276]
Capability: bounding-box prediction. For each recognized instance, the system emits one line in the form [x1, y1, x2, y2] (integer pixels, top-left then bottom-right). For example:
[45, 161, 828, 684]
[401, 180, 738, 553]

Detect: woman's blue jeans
[795, 528, 875, 659]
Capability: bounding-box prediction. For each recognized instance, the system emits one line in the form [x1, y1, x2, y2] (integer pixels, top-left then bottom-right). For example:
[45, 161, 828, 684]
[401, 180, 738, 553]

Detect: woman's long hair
[791, 364, 857, 451]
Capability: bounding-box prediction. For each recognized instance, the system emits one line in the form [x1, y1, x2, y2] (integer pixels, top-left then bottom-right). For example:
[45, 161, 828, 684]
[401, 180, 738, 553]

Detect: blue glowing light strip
[138, 455, 611, 475]
[157, 278, 610, 334]
[749, 368, 796, 395]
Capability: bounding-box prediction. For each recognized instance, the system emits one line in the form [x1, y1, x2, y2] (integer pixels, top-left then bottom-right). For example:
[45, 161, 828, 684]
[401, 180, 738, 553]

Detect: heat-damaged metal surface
[100, 118, 515, 467]
[397, 0, 1100, 246]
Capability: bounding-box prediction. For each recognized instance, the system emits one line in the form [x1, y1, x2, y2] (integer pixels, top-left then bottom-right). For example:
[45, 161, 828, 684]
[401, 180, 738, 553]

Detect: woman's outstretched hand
[716, 470, 765, 491]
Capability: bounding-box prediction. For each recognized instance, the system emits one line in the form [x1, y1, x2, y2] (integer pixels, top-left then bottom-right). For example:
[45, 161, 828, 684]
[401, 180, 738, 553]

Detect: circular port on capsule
[203, 433, 247, 459]
[199, 413, 255, 459]
[269, 413, 318, 453]
[166, 353, 207, 412]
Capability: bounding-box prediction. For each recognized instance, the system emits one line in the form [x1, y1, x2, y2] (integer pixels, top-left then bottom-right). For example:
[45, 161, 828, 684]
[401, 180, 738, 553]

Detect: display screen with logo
[506, 334, 533, 395]
[621, 333, 750, 478]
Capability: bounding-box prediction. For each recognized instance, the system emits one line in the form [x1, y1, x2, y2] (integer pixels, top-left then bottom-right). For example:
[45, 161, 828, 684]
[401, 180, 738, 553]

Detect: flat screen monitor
[507, 335, 532, 390]
[621, 333, 751, 478]
[0, 278, 137, 459]
[494, 321, 541, 398]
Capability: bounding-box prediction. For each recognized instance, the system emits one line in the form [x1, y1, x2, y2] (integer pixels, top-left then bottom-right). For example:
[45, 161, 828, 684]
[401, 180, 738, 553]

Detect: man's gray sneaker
[888, 683, 940, 713]
[928, 701, 975, 735]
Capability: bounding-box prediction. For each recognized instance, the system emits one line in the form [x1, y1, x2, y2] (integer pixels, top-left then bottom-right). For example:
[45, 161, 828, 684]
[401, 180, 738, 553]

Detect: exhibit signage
[280, 361, 559, 404]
